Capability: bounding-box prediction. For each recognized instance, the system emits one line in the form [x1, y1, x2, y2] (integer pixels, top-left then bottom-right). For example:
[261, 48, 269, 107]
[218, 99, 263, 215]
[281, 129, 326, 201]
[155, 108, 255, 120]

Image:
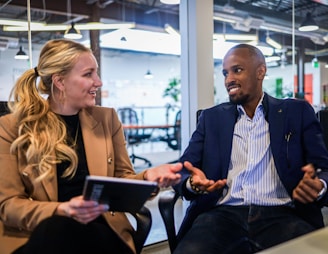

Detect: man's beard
[229, 94, 249, 105]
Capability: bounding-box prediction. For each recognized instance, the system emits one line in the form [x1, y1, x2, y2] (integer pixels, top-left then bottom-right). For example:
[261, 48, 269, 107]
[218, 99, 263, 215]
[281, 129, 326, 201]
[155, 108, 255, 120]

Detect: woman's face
[53, 52, 102, 115]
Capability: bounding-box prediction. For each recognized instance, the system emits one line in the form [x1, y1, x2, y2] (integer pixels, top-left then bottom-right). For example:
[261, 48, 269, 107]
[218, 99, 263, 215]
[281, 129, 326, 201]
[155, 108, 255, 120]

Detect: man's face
[222, 48, 265, 106]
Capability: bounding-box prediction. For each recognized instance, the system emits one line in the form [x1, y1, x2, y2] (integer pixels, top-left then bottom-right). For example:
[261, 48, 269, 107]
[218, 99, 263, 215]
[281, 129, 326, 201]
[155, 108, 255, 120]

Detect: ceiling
[1, 0, 328, 65]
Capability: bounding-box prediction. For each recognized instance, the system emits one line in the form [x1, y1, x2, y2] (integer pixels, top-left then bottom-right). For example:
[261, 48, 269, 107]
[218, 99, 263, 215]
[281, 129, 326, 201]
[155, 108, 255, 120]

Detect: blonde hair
[9, 39, 92, 181]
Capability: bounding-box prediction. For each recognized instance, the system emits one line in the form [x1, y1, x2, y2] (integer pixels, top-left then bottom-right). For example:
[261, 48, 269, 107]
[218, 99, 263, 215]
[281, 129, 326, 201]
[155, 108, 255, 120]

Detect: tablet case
[82, 175, 158, 213]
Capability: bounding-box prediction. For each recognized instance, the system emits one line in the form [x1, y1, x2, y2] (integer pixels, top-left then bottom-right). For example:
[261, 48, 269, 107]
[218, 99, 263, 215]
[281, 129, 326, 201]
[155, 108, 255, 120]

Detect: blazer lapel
[79, 109, 108, 176]
[264, 94, 286, 161]
[222, 105, 238, 177]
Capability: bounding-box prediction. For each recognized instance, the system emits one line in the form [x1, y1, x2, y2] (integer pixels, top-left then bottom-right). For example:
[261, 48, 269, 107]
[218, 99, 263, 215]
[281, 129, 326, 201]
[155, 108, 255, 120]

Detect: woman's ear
[52, 74, 64, 91]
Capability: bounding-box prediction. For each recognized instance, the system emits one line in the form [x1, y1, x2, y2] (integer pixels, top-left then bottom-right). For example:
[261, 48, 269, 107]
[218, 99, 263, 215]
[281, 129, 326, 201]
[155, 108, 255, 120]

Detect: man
[173, 44, 328, 254]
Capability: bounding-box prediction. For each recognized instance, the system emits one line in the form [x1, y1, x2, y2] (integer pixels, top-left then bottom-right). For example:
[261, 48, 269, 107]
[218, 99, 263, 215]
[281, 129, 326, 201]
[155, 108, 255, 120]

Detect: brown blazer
[0, 106, 146, 254]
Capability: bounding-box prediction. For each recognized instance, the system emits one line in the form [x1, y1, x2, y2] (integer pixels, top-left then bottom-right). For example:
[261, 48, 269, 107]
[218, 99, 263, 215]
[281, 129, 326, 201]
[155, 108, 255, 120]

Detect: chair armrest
[131, 206, 152, 254]
[158, 190, 180, 253]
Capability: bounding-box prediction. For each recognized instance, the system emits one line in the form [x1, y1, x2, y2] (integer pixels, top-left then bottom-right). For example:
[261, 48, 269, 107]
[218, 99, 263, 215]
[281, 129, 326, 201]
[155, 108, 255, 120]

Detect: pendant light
[144, 70, 154, 79]
[64, 0, 82, 40]
[14, 46, 29, 60]
[298, 12, 319, 32]
[160, 0, 180, 4]
[64, 22, 82, 39]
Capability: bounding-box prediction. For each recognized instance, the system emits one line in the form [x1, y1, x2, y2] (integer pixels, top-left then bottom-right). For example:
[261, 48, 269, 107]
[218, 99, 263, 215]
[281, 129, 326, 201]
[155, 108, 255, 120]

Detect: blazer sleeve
[0, 115, 59, 234]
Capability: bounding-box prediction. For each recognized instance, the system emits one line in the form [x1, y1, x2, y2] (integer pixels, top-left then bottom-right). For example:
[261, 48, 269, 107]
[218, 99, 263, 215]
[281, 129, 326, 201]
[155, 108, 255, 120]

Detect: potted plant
[162, 77, 181, 103]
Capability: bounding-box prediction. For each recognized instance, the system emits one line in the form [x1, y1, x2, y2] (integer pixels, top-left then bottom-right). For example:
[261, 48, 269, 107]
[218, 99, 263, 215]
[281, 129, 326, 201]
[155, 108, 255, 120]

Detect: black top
[56, 114, 89, 202]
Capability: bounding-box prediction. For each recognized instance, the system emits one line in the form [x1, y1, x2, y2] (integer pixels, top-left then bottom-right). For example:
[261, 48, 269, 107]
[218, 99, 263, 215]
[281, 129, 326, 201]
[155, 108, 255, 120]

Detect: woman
[0, 39, 181, 254]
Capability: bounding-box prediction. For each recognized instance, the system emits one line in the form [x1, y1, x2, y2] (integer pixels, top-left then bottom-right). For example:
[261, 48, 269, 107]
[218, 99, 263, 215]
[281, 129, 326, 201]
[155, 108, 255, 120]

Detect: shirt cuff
[317, 179, 327, 200]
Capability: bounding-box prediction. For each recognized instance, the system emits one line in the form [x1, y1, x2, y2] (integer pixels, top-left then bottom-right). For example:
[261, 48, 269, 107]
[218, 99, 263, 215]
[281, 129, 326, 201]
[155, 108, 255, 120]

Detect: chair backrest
[196, 109, 203, 123]
[132, 206, 152, 254]
[117, 107, 151, 145]
[317, 109, 328, 149]
[166, 110, 181, 151]
[0, 101, 9, 117]
[117, 107, 139, 126]
[117, 107, 140, 136]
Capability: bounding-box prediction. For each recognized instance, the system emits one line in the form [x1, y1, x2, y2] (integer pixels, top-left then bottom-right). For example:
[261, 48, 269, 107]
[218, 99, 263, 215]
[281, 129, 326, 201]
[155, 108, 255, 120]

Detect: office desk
[123, 124, 174, 130]
[257, 226, 328, 254]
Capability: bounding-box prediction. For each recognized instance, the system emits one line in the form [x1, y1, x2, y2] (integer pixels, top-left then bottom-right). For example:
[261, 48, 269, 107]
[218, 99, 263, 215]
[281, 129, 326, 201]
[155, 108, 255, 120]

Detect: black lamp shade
[64, 23, 82, 39]
[15, 46, 29, 60]
[299, 12, 319, 32]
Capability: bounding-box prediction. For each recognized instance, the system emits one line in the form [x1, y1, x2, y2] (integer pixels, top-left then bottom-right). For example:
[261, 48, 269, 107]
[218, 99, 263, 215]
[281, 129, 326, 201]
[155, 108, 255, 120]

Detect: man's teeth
[229, 87, 239, 92]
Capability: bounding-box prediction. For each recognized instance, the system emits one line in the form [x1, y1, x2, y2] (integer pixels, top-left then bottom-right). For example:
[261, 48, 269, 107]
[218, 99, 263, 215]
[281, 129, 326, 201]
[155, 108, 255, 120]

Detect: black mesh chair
[117, 107, 152, 166]
[0, 101, 9, 117]
[166, 110, 181, 151]
[159, 109, 181, 151]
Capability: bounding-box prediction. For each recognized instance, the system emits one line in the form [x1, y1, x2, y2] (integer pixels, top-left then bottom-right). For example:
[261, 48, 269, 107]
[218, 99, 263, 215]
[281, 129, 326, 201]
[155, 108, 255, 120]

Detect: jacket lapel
[79, 109, 108, 176]
[263, 94, 286, 163]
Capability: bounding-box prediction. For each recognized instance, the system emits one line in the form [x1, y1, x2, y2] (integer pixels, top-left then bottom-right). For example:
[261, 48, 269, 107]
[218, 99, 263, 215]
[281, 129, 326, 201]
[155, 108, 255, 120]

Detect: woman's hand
[144, 162, 182, 188]
[184, 161, 227, 193]
[56, 196, 109, 224]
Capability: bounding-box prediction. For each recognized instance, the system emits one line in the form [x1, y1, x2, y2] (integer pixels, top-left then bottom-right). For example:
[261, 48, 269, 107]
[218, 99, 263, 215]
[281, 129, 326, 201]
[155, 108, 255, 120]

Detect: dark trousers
[173, 205, 316, 254]
[12, 215, 133, 254]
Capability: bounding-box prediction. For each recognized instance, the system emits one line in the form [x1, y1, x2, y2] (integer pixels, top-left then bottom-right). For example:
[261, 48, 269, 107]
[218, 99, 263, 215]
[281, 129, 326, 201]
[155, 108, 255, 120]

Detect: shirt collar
[237, 93, 265, 117]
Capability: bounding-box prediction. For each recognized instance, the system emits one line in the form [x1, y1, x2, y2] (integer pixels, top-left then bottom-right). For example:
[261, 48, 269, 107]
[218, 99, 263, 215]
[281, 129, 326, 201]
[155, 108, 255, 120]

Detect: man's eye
[222, 71, 228, 77]
[235, 68, 242, 73]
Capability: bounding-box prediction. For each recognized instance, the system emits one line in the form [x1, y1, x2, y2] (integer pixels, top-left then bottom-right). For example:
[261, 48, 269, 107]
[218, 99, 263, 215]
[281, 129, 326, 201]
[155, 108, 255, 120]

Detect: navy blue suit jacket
[174, 93, 328, 239]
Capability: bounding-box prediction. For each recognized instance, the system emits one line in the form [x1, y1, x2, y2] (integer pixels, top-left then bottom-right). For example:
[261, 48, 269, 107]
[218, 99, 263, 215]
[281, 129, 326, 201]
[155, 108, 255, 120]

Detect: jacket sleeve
[0, 115, 59, 233]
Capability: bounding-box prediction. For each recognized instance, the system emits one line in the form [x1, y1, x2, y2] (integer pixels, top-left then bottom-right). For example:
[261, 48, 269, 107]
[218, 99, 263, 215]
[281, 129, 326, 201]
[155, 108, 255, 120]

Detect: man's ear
[52, 74, 64, 91]
[257, 64, 267, 80]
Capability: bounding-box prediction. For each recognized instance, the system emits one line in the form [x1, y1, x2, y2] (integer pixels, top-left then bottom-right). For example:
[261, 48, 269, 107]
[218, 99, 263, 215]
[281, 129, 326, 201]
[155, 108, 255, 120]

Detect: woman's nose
[94, 75, 102, 87]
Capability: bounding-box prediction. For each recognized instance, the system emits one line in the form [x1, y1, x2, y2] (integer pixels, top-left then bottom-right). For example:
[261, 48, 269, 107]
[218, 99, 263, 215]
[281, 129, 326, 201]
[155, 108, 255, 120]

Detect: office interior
[1, 0, 328, 253]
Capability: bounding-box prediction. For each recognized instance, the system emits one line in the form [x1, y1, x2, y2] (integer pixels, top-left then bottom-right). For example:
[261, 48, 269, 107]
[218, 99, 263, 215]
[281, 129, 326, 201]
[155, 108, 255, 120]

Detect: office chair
[164, 110, 181, 151]
[131, 206, 152, 254]
[316, 109, 328, 149]
[117, 107, 152, 167]
[0, 101, 9, 117]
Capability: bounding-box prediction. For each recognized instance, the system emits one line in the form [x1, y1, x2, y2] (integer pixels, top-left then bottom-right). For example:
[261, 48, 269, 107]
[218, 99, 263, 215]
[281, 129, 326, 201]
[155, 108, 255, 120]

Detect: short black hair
[228, 43, 266, 63]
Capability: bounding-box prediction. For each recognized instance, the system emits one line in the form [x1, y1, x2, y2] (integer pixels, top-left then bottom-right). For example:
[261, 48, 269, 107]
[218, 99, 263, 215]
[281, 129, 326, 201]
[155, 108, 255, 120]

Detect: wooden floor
[141, 241, 170, 254]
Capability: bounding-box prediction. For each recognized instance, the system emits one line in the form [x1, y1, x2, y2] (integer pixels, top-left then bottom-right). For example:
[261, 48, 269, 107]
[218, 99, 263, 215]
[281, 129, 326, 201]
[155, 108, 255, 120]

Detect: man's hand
[292, 164, 324, 203]
[184, 161, 227, 193]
